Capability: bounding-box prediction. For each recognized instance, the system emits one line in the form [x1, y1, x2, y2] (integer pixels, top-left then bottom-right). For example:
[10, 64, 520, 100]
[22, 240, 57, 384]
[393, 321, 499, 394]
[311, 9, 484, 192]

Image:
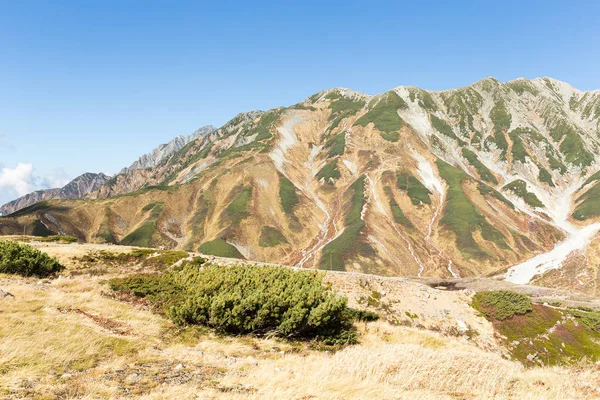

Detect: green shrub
[0, 241, 64, 277]
[259, 226, 287, 247]
[198, 238, 244, 259]
[472, 290, 532, 321]
[110, 264, 374, 344]
[36, 235, 78, 244]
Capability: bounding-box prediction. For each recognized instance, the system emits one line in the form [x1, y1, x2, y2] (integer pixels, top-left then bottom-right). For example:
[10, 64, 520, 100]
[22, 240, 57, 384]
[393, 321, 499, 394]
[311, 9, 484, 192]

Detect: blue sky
[1, 0, 599, 205]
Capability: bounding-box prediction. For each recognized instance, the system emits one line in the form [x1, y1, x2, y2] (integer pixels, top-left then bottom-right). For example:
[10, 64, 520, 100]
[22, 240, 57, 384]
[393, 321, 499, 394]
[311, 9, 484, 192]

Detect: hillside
[0, 173, 109, 216]
[2, 238, 600, 399]
[1, 77, 600, 284]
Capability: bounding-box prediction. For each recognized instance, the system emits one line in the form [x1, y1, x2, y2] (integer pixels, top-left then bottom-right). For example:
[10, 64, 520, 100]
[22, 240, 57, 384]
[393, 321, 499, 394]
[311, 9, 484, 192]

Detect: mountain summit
[2, 77, 600, 292]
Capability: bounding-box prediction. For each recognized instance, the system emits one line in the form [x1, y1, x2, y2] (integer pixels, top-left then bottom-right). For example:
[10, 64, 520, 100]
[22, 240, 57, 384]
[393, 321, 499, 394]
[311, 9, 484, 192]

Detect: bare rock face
[119, 125, 217, 174]
[0, 172, 110, 216]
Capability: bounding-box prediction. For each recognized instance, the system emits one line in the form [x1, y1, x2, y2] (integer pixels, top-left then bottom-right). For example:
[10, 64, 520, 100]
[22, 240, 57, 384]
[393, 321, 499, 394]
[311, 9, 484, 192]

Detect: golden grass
[1, 244, 600, 399]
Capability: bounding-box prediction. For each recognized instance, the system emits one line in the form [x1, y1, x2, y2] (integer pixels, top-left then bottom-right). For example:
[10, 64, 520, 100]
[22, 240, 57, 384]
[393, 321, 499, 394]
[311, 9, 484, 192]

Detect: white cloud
[0, 163, 72, 205]
[42, 170, 70, 189]
[0, 163, 35, 196]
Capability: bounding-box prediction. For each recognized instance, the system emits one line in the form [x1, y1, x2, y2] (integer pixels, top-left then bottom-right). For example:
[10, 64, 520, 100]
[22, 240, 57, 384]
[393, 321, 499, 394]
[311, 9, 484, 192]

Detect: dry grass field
[1, 238, 600, 399]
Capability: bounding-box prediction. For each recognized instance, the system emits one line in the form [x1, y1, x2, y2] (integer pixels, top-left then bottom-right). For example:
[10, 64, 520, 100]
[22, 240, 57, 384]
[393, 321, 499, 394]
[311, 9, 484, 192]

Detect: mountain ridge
[2, 76, 600, 293]
[0, 172, 110, 216]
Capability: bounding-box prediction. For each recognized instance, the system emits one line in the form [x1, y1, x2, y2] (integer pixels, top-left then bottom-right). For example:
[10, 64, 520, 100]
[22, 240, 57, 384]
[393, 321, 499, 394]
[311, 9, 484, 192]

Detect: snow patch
[505, 223, 600, 284]
[269, 115, 301, 170]
[343, 159, 357, 175]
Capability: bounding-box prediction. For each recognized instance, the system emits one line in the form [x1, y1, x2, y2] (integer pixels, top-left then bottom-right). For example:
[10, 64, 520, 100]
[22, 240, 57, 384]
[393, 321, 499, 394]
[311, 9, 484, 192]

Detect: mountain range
[2, 76, 600, 293]
[0, 172, 110, 216]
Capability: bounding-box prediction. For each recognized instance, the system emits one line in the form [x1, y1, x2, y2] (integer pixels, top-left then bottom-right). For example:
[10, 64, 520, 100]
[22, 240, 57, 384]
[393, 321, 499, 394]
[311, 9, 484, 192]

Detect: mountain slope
[119, 125, 216, 174]
[0, 172, 110, 216]
[2, 77, 600, 282]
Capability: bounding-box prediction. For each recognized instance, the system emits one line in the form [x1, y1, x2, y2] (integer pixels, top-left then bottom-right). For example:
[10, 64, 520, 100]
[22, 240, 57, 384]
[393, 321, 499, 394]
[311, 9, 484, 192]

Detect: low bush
[37, 235, 79, 244]
[109, 263, 375, 345]
[471, 290, 532, 321]
[0, 240, 64, 277]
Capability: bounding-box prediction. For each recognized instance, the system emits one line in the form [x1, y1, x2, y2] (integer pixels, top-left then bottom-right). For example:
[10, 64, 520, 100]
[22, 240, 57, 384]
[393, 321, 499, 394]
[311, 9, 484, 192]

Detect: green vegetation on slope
[97, 207, 116, 244]
[224, 185, 253, 226]
[537, 165, 555, 187]
[120, 202, 165, 247]
[198, 238, 244, 259]
[477, 183, 515, 209]
[383, 187, 413, 228]
[507, 129, 530, 163]
[184, 192, 214, 250]
[0, 240, 64, 277]
[218, 110, 282, 160]
[380, 132, 400, 142]
[549, 120, 594, 167]
[5, 201, 51, 218]
[485, 99, 511, 159]
[472, 292, 600, 366]
[32, 220, 56, 237]
[547, 152, 567, 174]
[120, 222, 157, 248]
[259, 226, 288, 247]
[326, 92, 366, 131]
[573, 181, 600, 221]
[321, 176, 373, 271]
[396, 172, 432, 205]
[354, 91, 408, 132]
[462, 148, 498, 184]
[430, 115, 458, 140]
[506, 80, 539, 96]
[279, 174, 300, 215]
[471, 290, 532, 321]
[408, 88, 437, 111]
[584, 170, 600, 187]
[436, 160, 508, 259]
[324, 131, 346, 157]
[316, 160, 341, 184]
[490, 99, 512, 135]
[109, 263, 372, 345]
[503, 180, 545, 208]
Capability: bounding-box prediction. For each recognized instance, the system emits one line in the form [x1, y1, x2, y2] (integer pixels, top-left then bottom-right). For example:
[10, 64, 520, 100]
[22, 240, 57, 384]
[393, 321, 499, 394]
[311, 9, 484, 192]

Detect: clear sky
[1, 0, 599, 205]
